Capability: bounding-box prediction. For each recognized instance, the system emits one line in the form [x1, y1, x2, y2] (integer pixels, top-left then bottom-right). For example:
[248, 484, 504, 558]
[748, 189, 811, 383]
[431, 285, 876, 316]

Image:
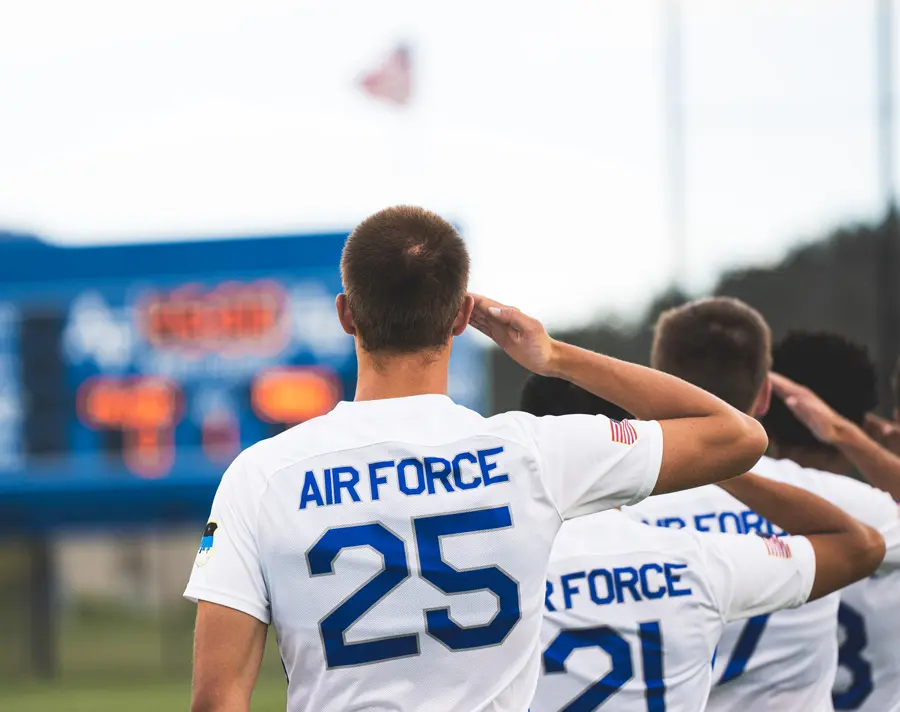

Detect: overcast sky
[0, 0, 895, 328]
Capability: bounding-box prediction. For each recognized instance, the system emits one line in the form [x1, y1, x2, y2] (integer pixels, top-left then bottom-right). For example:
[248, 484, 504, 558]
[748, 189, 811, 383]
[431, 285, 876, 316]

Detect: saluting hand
[769, 372, 846, 444]
[468, 294, 557, 377]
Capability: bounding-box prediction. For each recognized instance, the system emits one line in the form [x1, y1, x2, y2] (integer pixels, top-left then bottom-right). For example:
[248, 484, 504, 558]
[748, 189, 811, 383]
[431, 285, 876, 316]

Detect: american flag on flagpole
[610, 418, 639, 445]
[762, 536, 793, 559]
[358, 43, 413, 107]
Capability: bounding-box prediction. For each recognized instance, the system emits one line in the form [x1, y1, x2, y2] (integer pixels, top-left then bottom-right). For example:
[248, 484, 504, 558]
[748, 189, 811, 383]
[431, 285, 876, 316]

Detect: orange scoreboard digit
[251, 367, 343, 426]
[77, 377, 183, 478]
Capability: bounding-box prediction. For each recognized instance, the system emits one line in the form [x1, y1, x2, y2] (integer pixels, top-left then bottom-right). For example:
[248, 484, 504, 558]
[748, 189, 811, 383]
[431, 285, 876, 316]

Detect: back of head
[763, 331, 877, 453]
[341, 206, 470, 353]
[520, 374, 632, 420]
[652, 297, 771, 413]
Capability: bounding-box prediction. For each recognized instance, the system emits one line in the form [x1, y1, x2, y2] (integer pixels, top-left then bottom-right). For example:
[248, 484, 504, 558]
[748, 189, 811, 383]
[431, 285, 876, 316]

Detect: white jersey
[627, 455, 900, 712]
[184, 395, 663, 712]
[532, 510, 815, 712]
[835, 572, 900, 712]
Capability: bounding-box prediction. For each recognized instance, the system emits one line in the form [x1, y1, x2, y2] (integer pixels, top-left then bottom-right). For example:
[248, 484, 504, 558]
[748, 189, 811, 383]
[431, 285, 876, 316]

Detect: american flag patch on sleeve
[610, 418, 638, 445]
[763, 536, 792, 559]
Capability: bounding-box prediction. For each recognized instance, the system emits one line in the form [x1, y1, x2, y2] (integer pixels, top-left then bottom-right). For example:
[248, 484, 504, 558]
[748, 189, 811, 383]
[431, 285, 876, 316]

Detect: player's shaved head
[340, 206, 470, 354]
[652, 297, 771, 413]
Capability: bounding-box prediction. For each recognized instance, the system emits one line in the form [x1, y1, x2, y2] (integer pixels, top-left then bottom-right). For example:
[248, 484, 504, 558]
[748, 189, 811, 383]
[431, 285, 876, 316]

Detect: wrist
[832, 417, 865, 450]
[542, 339, 566, 378]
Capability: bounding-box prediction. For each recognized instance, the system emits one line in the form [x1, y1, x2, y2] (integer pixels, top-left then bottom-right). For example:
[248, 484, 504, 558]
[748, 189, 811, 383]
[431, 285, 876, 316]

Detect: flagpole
[663, 0, 687, 291]
[875, 0, 900, 412]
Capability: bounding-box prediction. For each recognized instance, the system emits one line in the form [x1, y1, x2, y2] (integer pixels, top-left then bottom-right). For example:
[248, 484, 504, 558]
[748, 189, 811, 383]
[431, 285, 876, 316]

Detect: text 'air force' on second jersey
[184, 395, 664, 712]
[532, 509, 815, 712]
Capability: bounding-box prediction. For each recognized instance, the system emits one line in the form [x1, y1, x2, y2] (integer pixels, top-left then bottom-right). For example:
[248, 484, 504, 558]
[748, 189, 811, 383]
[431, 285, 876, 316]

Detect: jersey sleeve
[699, 532, 816, 622]
[183, 453, 270, 624]
[528, 413, 663, 519]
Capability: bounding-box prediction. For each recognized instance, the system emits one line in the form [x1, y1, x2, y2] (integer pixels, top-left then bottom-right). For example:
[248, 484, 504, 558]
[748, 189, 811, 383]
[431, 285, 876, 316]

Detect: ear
[451, 294, 476, 337]
[335, 294, 356, 336]
[751, 376, 772, 418]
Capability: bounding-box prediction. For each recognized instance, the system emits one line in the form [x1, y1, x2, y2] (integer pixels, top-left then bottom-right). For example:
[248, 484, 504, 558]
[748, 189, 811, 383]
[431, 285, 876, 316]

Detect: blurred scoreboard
[0, 232, 488, 531]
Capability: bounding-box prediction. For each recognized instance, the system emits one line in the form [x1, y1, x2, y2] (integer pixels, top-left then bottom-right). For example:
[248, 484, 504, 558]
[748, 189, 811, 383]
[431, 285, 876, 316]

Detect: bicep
[192, 601, 267, 712]
[654, 417, 751, 495]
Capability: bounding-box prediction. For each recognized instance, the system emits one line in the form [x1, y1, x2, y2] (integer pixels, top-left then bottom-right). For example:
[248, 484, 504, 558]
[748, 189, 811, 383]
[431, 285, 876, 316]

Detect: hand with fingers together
[771, 372, 900, 499]
[468, 294, 557, 376]
[769, 372, 847, 444]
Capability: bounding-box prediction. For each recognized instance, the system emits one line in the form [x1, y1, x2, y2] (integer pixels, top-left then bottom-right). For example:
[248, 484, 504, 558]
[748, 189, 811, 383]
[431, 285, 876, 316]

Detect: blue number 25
[307, 505, 521, 668]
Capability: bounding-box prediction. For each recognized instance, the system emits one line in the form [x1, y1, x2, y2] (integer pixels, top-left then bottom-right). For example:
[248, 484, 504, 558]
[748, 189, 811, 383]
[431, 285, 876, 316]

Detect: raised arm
[192, 601, 267, 712]
[719, 473, 885, 600]
[469, 294, 767, 494]
[772, 373, 900, 500]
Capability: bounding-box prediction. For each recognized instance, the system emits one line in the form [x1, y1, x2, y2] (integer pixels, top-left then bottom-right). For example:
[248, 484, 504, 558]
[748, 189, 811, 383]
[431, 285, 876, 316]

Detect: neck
[353, 345, 452, 402]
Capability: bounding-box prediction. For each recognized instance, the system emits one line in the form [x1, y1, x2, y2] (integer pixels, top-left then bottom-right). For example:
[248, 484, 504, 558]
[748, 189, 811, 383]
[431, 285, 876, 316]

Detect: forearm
[833, 420, 900, 500]
[547, 341, 736, 421]
[719, 473, 862, 536]
[721, 473, 885, 599]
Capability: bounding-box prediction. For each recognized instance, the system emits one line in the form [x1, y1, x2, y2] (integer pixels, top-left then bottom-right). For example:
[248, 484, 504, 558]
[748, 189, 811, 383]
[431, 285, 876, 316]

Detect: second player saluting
[522, 376, 886, 712]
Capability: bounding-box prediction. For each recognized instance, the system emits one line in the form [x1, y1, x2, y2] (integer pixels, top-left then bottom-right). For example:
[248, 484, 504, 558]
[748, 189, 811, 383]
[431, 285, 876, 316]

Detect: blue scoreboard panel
[0, 232, 487, 533]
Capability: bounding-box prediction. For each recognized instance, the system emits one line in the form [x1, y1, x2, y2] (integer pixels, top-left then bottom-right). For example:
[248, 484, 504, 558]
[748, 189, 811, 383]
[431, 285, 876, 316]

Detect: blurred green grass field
[1, 679, 286, 712]
[0, 599, 287, 712]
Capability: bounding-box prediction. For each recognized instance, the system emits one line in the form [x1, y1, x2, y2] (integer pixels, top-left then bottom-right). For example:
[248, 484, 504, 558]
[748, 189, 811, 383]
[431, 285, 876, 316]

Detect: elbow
[724, 411, 769, 474]
[850, 524, 886, 581]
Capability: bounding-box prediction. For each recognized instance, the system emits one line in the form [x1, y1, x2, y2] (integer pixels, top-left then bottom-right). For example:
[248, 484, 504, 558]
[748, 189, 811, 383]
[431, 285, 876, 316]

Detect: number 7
[717, 614, 770, 685]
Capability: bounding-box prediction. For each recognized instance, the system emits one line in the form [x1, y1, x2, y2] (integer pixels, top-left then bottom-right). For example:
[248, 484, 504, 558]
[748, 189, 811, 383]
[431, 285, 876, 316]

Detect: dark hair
[341, 206, 469, 353]
[652, 297, 772, 413]
[763, 331, 877, 451]
[520, 375, 632, 420]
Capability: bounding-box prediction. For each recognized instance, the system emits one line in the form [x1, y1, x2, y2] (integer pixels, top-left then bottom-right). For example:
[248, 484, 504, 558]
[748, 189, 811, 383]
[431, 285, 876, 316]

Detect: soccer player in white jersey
[628, 300, 900, 712]
[183, 207, 767, 712]
[760, 332, 900, 712]
[521, 376, 885, 712]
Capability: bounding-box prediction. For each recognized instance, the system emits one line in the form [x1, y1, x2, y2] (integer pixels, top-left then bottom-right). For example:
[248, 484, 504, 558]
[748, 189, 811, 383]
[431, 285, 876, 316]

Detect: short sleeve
[183, 454, 270, 623]
[699, 532, 816, 622]
[529, 414, 663, 519]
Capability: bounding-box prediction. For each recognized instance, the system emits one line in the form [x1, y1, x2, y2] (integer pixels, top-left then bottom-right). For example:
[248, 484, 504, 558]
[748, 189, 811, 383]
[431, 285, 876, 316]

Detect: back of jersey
[535, 511, 728, 712]
[627, 474, 840, 712]
[534, 511, 814, 712]
[185, 395, 663, 712]
[834, 573, 900, 712]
